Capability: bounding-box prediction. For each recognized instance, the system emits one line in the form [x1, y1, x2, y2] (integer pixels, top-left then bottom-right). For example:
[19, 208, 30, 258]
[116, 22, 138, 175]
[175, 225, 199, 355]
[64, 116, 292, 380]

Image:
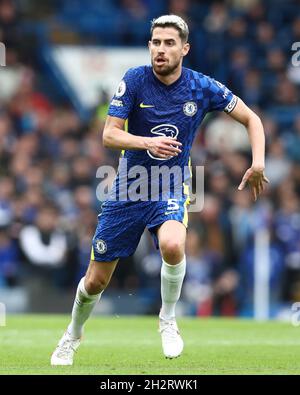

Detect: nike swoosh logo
[164, 211, 178, 215]
[140, 102, 155, 108]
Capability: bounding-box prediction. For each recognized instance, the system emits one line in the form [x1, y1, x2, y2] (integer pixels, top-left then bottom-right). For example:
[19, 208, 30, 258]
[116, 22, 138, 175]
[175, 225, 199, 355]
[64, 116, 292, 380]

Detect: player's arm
[228, 98, 269, 201]
[103, 115, 182, 158]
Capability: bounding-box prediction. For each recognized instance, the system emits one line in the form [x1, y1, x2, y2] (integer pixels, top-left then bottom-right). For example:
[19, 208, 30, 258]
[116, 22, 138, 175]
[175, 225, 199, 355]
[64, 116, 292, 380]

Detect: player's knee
[85, 275, 109, 295]
[160, 239, 184, 263]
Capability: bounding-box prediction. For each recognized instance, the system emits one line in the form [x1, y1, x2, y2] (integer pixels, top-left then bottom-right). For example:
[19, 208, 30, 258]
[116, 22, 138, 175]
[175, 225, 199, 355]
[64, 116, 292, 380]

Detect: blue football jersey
[106, 66, 237, 202]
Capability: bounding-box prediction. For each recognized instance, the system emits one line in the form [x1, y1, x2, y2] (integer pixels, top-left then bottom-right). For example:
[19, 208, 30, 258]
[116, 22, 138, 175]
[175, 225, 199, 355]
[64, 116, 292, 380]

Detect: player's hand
[238, 166, 269, 201]
[145, 136, 182, 159]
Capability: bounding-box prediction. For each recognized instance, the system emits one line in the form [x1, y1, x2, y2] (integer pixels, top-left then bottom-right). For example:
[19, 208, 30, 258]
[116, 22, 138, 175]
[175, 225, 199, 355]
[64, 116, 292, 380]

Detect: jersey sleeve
[205, 76, 238, 114]
[108, 68, 138, 119]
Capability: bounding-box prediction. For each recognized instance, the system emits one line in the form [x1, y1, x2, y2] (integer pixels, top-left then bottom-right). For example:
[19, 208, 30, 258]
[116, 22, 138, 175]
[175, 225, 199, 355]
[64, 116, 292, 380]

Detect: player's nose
[158, 45, 166, 53]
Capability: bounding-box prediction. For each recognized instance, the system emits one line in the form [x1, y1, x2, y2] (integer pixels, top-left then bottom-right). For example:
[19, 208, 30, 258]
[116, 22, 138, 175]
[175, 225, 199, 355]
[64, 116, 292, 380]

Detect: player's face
[149, 27, 190, 77]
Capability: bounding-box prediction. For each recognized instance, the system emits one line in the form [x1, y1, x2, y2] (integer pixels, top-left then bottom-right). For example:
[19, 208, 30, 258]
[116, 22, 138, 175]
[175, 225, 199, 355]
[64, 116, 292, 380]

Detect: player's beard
[152, 58, 181, 77]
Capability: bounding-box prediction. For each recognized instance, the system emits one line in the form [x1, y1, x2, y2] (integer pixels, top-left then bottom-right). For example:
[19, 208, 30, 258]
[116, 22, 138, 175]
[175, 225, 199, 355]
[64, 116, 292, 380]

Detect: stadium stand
[0, 0, 300, 317]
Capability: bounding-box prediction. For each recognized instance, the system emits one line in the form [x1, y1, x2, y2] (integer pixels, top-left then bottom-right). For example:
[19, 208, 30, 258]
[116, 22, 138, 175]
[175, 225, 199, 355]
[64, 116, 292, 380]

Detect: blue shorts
[91, 197, 189, 262]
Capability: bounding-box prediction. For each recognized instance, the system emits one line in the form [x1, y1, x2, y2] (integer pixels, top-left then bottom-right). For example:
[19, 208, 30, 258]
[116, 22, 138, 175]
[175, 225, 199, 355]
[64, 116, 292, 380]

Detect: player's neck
[153, 66, 182, 86]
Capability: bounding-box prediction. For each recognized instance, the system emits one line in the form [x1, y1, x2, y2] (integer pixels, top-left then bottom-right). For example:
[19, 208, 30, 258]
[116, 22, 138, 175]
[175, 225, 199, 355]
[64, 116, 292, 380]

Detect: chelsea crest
[183, 101, 197, 116]
[95, 239, 107, 254]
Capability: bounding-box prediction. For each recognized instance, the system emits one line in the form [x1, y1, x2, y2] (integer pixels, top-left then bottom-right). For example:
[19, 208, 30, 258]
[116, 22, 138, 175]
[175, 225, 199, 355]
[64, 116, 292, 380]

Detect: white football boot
[51, 331, 81, 366]
[159, 316, 184, 359]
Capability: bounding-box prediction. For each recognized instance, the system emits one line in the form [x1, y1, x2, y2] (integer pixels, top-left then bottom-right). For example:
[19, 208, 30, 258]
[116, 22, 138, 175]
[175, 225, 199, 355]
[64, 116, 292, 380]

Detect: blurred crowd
[0, 0, 300, 316]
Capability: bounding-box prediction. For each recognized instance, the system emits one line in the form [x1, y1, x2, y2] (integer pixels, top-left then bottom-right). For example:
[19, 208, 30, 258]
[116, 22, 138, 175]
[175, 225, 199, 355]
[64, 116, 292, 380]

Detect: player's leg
[157, 219, 186, 318]
[67, 258, 118, 339]
[51, 258, 118, 366]
[51, 200, 149, 366]
[157, 220, 186, 358]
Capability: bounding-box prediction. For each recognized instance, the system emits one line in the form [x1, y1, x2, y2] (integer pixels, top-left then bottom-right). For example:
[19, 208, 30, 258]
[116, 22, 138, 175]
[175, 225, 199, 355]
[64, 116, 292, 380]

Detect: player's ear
[182, 42, 190, 57]
[148, 40, 152, 51]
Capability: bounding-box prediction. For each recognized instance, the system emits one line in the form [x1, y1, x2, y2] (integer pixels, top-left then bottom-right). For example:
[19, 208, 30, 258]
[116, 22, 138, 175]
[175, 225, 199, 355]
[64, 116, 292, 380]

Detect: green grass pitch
[1, 315, 300, 375]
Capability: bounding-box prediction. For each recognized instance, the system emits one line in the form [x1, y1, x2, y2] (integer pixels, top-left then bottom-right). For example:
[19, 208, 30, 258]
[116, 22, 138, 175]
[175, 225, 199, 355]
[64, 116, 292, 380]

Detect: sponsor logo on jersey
[95, 239, 107, 254]
[140, 102, 155, 108]
[111, 99, 123, 107]
[115, 80, 126, 97]
[224, 95, 238, 113]
[183, 101, 197, 116]
[147, 124, 179, 160]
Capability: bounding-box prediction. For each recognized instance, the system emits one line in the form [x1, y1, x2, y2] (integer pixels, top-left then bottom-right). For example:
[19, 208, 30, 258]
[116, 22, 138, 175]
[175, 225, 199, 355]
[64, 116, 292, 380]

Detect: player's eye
[152, 40, 160, 46]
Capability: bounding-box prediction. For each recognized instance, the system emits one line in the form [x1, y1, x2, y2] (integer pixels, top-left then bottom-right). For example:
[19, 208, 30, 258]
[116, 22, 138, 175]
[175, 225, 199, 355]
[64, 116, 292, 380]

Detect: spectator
[183, 228, 223, 315]
[265, 137, 291, 186]
[0, 226, 19, 286]
[19, 205, 68, 283]
[205, 112, 250, 154]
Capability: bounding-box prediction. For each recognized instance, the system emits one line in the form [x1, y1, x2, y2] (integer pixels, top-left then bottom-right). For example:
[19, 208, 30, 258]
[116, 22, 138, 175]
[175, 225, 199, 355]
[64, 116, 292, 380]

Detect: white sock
[67, 277, 102, 339]
[160, 256, 186, 320]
